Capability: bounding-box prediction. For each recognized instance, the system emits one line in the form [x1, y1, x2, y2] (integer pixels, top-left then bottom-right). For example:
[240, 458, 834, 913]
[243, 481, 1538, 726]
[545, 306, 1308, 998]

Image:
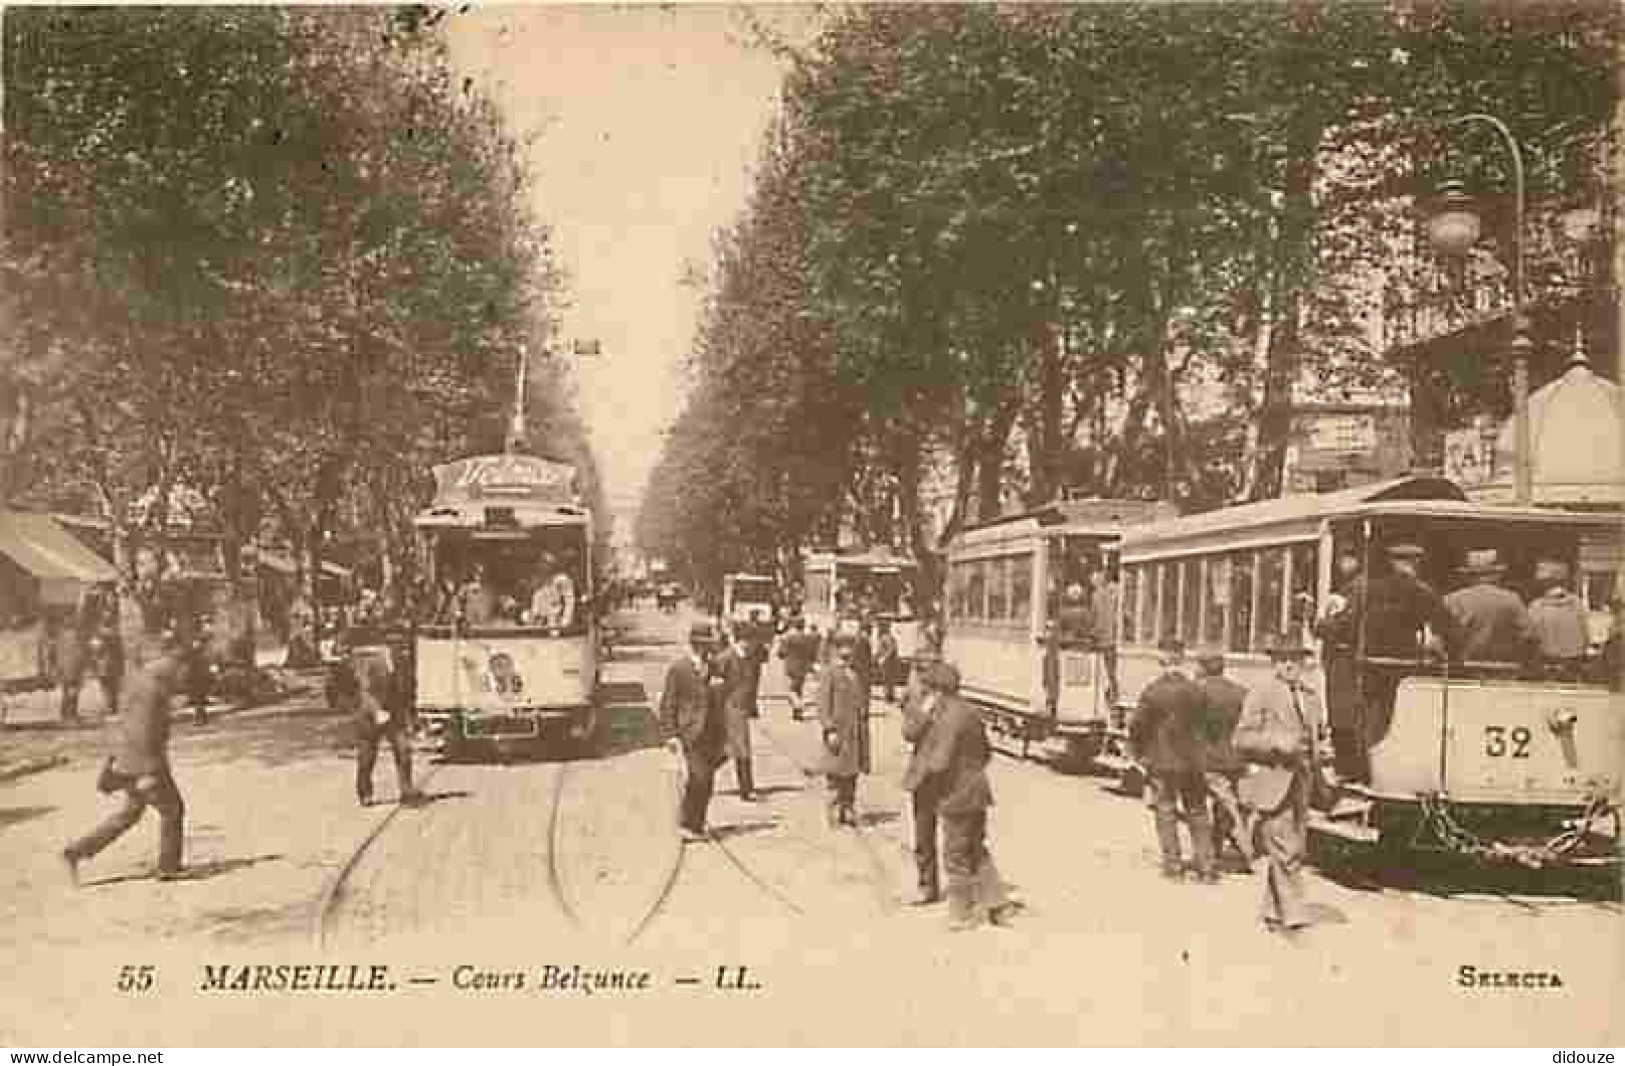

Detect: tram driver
[528, 548, 578, 629]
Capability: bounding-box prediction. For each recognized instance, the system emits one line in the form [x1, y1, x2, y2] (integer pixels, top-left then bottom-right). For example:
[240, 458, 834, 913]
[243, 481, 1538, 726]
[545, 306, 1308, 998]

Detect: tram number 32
[1483, 725, 1532, 759]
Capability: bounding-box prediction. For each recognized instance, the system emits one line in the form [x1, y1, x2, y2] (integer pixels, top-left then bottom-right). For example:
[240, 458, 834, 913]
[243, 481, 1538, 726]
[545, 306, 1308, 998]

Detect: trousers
[65, 765, 185, 875]
[680, 748, 718, 832]
[1258, 773, 1311, 928]
[732, 757, 755, 799]
[357, 722, 414, 803]
[910, 781, 941, 895]
[942, 809, 988, 924]
[1150, 769, 1214, 875]
[827, 774, 857, 824]
[1204, 770, 1253, 862]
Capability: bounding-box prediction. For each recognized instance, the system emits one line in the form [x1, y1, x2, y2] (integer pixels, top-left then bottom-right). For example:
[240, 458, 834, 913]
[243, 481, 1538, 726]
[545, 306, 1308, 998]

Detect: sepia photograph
[0, 1, 1620, 1048]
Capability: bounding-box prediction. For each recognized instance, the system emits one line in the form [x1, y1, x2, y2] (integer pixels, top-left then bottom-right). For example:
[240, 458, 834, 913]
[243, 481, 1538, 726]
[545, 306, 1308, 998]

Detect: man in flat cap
[1233, 635, 1324, 937]
[1445, 548, 1539, 666]
[661, 621, 726, 841]
[817, 630, 871, 828]
[1129, 636, 1215, 881]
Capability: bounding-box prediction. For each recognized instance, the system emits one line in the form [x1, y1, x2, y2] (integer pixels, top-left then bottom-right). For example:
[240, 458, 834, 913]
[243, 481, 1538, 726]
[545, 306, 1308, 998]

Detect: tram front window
[840, 569, 911, 619]
[431, 530, 589, 634]
[1048, 537, 1103, 643]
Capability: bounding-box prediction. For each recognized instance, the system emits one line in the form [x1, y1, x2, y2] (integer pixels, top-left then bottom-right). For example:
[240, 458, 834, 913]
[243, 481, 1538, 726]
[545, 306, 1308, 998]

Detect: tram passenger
[1193, 647, 1253, 869]
[1056, 582, 1091, 643]
[661, 622, 725, 842]
[778, 617, 817, 721]
[1090, 570, 1121, 707]
[529, 551, 577, 629]
[715, 627, 759, 802]
[817, 631, 870, 828]
[1233, 637, 1323, 937]
[1313, 549, 1368, 782]
[1526, 559, 1589, 675]
[1444, 549, 1539, 666]
[1129, 637, 1215, 882]
[1352, 543, 1456, 753]
[460, 565, 498, 628]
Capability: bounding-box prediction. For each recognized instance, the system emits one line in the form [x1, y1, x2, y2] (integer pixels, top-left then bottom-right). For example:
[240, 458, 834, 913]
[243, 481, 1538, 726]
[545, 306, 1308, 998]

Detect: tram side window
[965, 561, 986, 625]
[1158, 561, 1179, 643]
[1120, 566, 1140, 645]
[1181, 558, 1202, 645]
[1289, 542, 1318, 632]
[1139, 564, 1159, 645]
[1228, 551, 1255, 654]
[1256, 548, 1287, 646]
[1204, 555, 1229, 647]
[1010, 553, 1032, 626]
[986, 557, 1009, 623]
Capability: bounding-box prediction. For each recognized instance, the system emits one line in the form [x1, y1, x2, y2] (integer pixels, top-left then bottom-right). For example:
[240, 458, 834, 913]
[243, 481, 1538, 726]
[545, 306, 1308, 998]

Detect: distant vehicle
[721, 572, 777, 633]
[655, 582, 683, 612]
[802, 548, 920, 658]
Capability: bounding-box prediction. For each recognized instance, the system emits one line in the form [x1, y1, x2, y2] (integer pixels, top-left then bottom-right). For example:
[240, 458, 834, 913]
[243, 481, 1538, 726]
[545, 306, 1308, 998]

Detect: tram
[941, 498, 1176, 762]
[1111, 474, 1621, 866]
[801, 547, 920, 653]
[410, 452, 600, 758]
[721, 572, 778, 632]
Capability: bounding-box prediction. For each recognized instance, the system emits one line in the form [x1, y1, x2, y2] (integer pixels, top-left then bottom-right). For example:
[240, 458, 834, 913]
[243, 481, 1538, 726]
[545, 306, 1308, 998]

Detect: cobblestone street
[1, 606, 1617, 1045]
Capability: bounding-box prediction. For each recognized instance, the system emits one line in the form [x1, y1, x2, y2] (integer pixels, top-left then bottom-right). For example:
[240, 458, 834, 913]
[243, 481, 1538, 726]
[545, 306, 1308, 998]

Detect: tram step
[1309, 814, 1378, 845]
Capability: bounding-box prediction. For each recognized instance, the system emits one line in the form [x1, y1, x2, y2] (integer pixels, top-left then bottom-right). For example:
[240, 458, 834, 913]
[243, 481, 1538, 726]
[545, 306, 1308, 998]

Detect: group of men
[1315, 542, 1608, 782]
[1130, 635, 1324, 937]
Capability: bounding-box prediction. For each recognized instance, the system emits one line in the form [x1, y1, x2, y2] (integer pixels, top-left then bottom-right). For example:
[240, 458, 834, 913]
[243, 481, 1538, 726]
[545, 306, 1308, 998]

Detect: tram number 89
[1484, 725, 1532, 759]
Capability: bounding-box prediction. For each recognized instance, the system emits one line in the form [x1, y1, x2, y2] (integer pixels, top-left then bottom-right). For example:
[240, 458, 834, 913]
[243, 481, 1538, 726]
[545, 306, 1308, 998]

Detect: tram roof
[957, 497, 1178, 540]
[802, 547, 917, 571]
[412, 501, 590, 530]
[1115, 475, 1466, 555]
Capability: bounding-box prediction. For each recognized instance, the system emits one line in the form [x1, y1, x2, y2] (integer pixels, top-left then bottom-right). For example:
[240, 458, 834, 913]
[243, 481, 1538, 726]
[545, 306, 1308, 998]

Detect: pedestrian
[1233, 635, 1323, 937]
[1444, 548, 1539, 665]
[1128, 636, 1215, 882]
[661, 622, 725, 841]
[909, 660, 1011, 931]
[1193, 647, 1253, 869]
[899, 659, 943, 905]
[1313, 548, 1367, 782]
[61, 626, 189, 886]
[87, 587, 125, 719]
[874, 619, 900, 704]
[850, 618, 874, 692]
[341, 624, 422, 808]
[53, 601, 89, 724]
[778, 617, 816, 721]
[1089, 570, 1121, 707]
[817, 631, 870, 828]
[186, 610, 213, 726]
[1527, 560, 1589, 676]
[714, 627, 759, 802]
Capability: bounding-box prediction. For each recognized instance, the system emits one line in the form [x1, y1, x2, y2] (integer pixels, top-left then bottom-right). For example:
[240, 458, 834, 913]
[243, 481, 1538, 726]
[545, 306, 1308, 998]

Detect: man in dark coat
[1349, 543, 1457, 752]
[62, 629, 188, 885]
[1313, 549, 1368, 782]
[900, 657, 944, 905]
[1129, 637, 1215, 881]
[661, 622, 724, 840]
[908, 661, 1001, 930]
[336, 623, 422, 808]
[1444, 548, 1539, 665]
[874, 620, 900, 704]
[778, 617, 817, 721]
[714, 627, 758, 801]
[1193, 647, 1253, 867]
[817, 631, 870, 827]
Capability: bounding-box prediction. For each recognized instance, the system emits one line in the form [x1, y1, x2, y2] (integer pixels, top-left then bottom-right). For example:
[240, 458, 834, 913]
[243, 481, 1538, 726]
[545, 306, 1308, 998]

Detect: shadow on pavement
[1312, 838, 1622, 906]
[0, 804, 56, 830]
[710, 820, 779, 841]
[84, 852, 285, 888]
[856, 809, 901, 829]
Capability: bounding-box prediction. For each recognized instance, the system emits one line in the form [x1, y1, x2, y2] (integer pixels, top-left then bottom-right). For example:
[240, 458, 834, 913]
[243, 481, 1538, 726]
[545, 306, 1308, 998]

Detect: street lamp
[1425, 113, 1533, 506]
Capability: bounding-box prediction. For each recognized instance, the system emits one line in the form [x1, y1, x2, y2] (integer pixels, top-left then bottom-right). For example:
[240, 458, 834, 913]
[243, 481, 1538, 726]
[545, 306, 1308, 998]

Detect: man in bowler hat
[661, 621, 725, 841]
[817, 631, 870, 827]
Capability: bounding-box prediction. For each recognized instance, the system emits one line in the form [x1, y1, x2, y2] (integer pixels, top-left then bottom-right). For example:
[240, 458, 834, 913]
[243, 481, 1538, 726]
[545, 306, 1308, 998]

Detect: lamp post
[1425, 113, 1533, 506]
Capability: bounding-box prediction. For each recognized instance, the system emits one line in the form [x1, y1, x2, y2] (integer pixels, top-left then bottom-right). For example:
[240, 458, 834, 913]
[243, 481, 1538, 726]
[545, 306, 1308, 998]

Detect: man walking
[1193, 647, 1253, 869]
[778, 617, 817, 721]
[661, 622, 725, 841]
[1233, 637, 1323, 937]
[340, 623, 422, 808]
[62, 626, 189, 885]
[817, 631, 870, 828]
[1129, 637, 1215, 882]
[715, 627, 758, 802]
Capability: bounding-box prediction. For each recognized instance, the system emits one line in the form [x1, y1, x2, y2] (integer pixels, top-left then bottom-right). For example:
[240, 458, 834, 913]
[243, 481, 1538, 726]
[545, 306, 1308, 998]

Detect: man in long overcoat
[336, 622, 422, 808]
[1129, 636, 1215, 881]
[1232, 637, 1323, 936]
[778, 617, 817, 721]
[661, 622, 725, 840]
[714, 627, 759, 801]
[1193, 647, 1252, 867]
[62, 628, 188, 884]
[817, 631, 870, 827]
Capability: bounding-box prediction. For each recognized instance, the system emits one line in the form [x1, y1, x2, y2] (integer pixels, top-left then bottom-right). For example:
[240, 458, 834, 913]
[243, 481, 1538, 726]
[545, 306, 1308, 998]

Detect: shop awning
[0, 512, 119, 584]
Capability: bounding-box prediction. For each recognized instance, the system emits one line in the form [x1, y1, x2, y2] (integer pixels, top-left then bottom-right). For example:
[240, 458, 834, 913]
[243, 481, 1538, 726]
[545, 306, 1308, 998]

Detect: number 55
[117, 965, 154, 992]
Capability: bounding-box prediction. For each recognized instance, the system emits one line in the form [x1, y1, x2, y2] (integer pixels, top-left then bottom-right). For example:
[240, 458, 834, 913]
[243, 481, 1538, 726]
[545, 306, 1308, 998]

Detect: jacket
[715, 644, 756, 759]
[918, 694, 993, 815]
[779, 632, 817, 677]
[1526, 588, 1589, 662]
[1445, 582, 1539, 664]
[1195, 674, 1248, 774]
[1232, 676, 1322, 813]
[1359, 572, 1457, 659]
[899, 690, 936, 793]
[114, 653, 181, 776]
[349, 644, 411, 733]
[817, 662, 871, 777]
[660, 653, 722, 755]
[1129, 670, 1207, 774]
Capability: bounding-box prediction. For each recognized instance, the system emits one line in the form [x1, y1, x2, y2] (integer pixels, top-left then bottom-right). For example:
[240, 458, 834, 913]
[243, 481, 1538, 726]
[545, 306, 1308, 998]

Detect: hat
[830, 631, 858, 648]
[919, 660, 961, 693]
[1195, 645, 1226, 665]
[687, 621, 719, 646]
[1385, 543, 1426, 560]
[1462, 548, 1506, 575]
[1261, 633, 1311, 659]
[1156, 635, 1185, 655]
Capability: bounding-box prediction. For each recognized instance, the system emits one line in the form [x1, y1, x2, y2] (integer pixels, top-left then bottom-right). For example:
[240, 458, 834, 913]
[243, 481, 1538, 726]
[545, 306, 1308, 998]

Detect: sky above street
[446, 4, 812, 511]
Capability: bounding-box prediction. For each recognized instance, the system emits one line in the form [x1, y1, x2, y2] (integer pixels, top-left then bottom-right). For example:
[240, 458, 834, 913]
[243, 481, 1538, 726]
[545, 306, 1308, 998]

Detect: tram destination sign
[432, 454, 578, 505]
